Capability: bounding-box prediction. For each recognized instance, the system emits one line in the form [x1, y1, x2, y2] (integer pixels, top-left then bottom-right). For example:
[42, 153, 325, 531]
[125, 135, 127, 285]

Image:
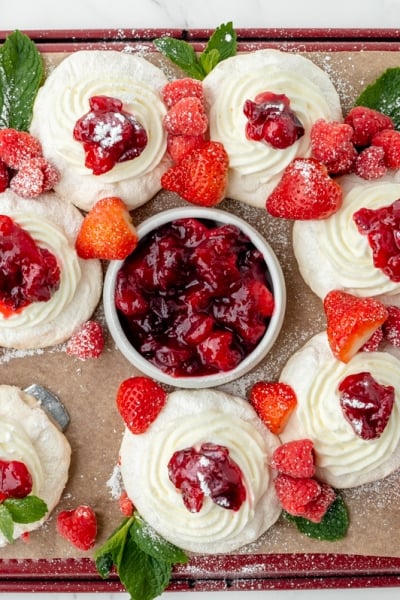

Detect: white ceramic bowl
[103, 206, 286, 388]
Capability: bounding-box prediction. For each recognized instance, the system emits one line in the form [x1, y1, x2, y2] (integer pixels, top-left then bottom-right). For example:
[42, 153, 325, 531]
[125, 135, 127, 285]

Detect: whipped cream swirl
[280, 332, 400, 488]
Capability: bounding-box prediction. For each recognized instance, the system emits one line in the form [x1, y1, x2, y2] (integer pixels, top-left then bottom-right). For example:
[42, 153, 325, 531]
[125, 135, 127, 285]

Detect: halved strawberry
[249, 381, 297, 434]
[116, 376, 167, 434]
[75, 196, 138, 260]
[56, 505, 97, 551]
[161, 141, 228, 206]
[266, 158, 343, 220]
[324, 290, 389, 363]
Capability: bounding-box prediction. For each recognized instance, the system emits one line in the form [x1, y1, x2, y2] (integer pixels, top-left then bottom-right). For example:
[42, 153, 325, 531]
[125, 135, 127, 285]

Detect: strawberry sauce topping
[0, 216, 60, 317]
[168, 443, 246, 512]
[73, 95, 148, 175]
[0, 459, 33, 501]
[115, 218, 275, 377]
[353, 199, 400, 282]
[243, 92, 304, 149]
[338, 371, 394, 440]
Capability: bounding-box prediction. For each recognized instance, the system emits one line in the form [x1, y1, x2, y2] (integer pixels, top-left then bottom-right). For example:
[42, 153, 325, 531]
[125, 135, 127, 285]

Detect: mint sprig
[0, 29, 44, 131]
[284, 494, 349, 541]
[154, 21, 237, 80]
[355, 67, 400, 130]
[95, 512, 189, 600]
[0, 495, 48, 543]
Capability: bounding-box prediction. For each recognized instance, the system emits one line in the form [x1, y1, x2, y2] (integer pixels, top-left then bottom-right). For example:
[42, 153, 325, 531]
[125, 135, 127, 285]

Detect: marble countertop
[1, 1, 400, 599]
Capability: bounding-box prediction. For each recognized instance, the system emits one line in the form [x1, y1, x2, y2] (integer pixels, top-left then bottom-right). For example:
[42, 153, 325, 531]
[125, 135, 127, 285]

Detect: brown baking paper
[0, 47, 400, 565]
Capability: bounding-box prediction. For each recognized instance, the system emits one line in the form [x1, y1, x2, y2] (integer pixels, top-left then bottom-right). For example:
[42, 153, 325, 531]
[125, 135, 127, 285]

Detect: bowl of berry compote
[103, 207, 286, 388]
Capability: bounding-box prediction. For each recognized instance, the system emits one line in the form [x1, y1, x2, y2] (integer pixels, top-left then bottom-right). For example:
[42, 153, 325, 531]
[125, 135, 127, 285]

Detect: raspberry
[0, 160, 9, 192]
[310, 118, 356, 175]
[354, 145, 387, 180]
[163, 97, 208, 136]
[9, 157, 60, 198]
[344, 106, 394, 148]
[66, 320, 105, 360]
[162, 78, 204, 108]
[274, 474, 321, 513]
[382, 305, 400, 348]
[271, 439, 315, 478]
[300, 482, 336, 523]
[371, 129, 400, 169]
[0, 129, 42, 169]
[119, 491, 134, 517]
[167, 133, 205, 164]
[360, 326, 383, 352]
[57, 505, 97, 551]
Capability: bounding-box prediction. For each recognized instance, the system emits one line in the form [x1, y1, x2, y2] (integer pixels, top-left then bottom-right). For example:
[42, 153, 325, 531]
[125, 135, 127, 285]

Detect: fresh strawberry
[0, 160, 9, 192]
[310, 118, 357, 174]
[66, 320, 105, 360]
[344, 106, 394, 148]
[266, 158, 343, 220]
[271, 439, 315, 478]
[164, 97, 208, 136]
[116, 376, 167, 434]
[371, 128, 400, 169]
[75, 196, 138, 260]
[249, 381, 297, 434]
[354, 145, 387, 180]
[274, 474, 335, 523]
[0, 129, 42, 169]
[382, 304, 400, 348]
[161, 141, 228, 206]
[57, 505, 97, 551]
[323, 290, 388, 363]
[9, 156, 60, 198]
[162, 77, 204, 108]
[167, 133, 206, 164]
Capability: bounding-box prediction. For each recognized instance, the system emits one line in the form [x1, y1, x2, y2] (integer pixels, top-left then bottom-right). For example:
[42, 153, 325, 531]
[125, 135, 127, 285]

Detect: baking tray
[0, 27, 400, 593]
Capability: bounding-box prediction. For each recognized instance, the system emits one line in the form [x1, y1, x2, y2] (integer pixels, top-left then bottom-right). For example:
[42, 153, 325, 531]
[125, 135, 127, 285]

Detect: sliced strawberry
[75, 196, 138, 260]
[249, 381, 297, 434]
[310, 118, 357, 175]
[66, 320, 105, 360]
[323, 290, 388, 363]
[161, 141, 228, 207]
[57, 505, 97, 551]
[162, 78, 204, 108]
[167, 133, 205, 164]
[371, 129, 400, 169]
[354, 145, 387, 180]
[116, 376, 167, 434]
[344, 106, 394, 148]
[164, 97, 208, 136]
[266, 158, 343, 220]
[271, 439, 315, 478]
[382, 304, 400, 348]
[0, 129, 42, 169]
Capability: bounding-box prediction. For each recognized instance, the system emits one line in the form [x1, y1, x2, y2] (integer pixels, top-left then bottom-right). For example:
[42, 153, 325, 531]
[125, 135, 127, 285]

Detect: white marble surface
[1, 1, 400, 599]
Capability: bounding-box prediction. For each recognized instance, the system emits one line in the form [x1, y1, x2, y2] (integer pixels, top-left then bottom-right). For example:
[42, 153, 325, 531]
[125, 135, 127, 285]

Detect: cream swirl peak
[30, 51, 170, 211]
[293, 176, 400, 303]
[280, 332, 400, 489]
[119, 388, 281, 554]
[202, 49, 342, 208]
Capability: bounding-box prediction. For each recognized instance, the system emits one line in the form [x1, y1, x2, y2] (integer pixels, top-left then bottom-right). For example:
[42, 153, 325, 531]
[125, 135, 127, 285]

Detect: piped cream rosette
[30, 50, 170, 211]
[0, 190, 102, 349]
[120, 389, 281, 554]
[293, 175, 400, 304]
[0, 385, 71, 546]
[202, 49, 342, 208]
[279, 332, 400, 489]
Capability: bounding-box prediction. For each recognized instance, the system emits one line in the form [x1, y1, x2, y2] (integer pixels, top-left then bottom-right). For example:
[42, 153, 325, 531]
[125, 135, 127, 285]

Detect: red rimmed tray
[0, 28, 400, 593]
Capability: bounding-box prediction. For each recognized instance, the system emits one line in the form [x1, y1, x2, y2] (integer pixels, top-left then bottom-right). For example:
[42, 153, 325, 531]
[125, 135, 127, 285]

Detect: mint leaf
[285, 494, 349, 541]
[0, 503, 14, 543]
[130, 514, 188, 564]
[94, 513, 189, 600]
[355, 67, 400, 130]
[153, 37, 204, 80]
[4, 495, 48, 524]
[154, 22, 237, 80]
[0, 30, 44, 131]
